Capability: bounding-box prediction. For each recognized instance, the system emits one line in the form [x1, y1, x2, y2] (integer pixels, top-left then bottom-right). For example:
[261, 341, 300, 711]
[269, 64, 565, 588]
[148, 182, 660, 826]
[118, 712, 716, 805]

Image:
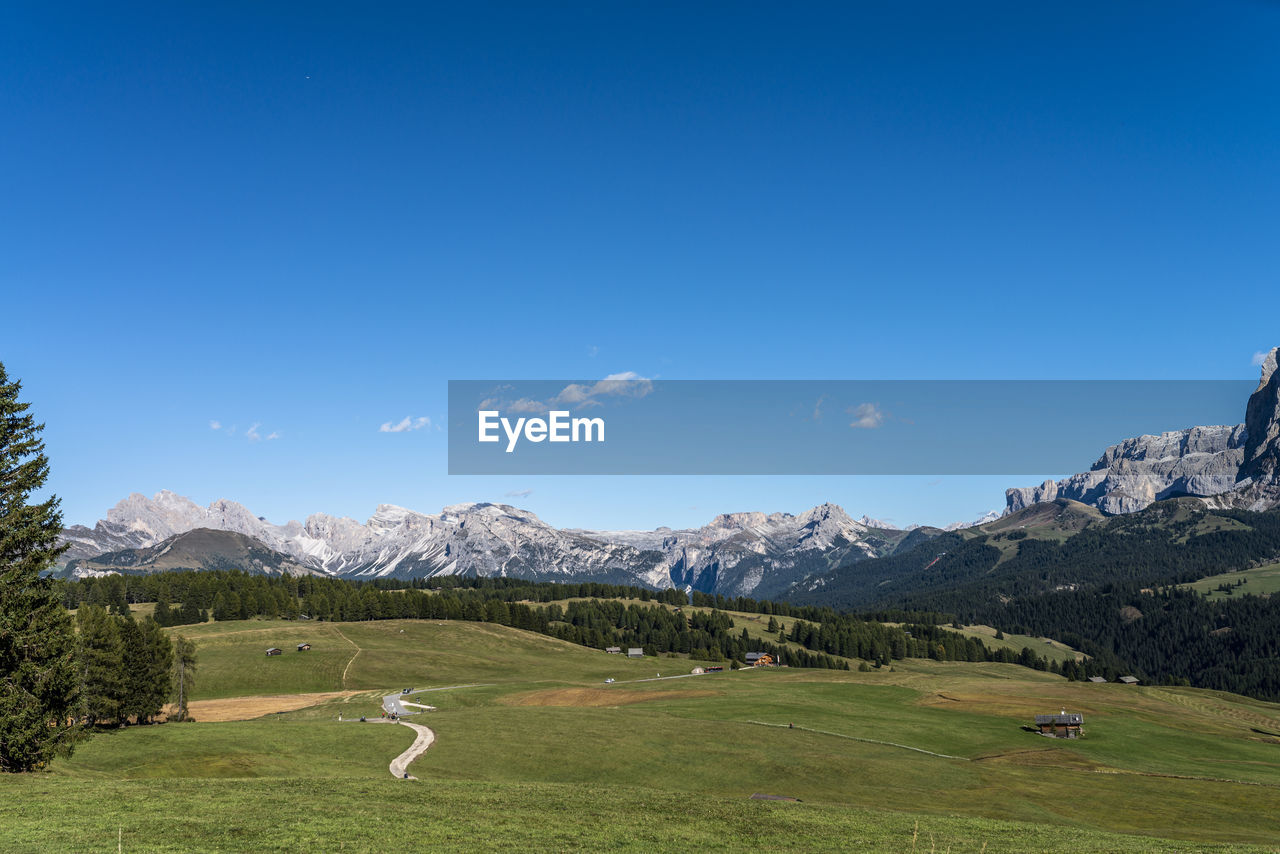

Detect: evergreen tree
[137, 618, 173, 723]
[77, 605, 124, 725]
[178, 600, 203, 625]
[117, 616, 149, 724]
[0, 364, 84, 771]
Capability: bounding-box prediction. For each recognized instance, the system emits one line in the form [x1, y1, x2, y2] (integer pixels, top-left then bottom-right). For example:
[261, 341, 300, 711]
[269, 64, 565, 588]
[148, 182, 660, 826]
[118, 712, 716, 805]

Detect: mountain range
[60, 494, 934, 598]
[59, 347, 1280, 597]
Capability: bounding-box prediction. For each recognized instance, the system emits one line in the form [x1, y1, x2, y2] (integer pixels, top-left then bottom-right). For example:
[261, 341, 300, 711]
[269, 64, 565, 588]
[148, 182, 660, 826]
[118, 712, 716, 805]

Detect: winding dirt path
[389, 721, 436, 780]
[332, 626, 362, 687]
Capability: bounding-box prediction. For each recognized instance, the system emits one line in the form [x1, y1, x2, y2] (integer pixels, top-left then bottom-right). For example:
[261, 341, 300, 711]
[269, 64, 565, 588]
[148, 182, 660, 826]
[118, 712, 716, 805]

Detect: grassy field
[5, 617, 1279, 852]
[951, 623, 1084, 664]
[1184, 561, 1280, 600]
[8, 777, 1266, 854]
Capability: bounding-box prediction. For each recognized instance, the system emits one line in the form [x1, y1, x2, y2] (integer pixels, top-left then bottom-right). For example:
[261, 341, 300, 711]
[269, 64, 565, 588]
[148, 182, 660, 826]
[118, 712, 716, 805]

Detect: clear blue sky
[3, 2, 1277, 530]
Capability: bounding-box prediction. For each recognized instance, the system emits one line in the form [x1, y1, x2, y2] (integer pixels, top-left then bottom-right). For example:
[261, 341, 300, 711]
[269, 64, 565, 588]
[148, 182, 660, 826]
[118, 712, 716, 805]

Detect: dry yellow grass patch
[917, 690, 1102, 720]
[169, 691, 362, 722]
[501, 687, 719, 707]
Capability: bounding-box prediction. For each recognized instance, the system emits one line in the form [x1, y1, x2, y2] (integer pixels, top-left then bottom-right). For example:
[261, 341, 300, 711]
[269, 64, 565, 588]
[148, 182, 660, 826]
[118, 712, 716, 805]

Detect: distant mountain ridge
[65, 528, 317, 577]
[1006, 347, 1280, 515]
[58, 494, 929, 597]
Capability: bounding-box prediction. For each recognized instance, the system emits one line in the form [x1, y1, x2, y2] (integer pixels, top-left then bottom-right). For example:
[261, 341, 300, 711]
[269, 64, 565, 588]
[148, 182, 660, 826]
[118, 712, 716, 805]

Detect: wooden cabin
[627, 648, 644, 659]
[1034, 711, 1083, 738]
[1118, 675, 1140, 685]
[297, 643, 311, 651]
[265, 647, 282, 656]
[745, 652, 774, 667]
[605, 647, 622, 654]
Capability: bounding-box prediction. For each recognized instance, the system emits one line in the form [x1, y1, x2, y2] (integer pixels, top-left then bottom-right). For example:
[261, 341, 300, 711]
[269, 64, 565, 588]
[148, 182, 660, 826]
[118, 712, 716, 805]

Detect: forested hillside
[787, 499, 1280, 699]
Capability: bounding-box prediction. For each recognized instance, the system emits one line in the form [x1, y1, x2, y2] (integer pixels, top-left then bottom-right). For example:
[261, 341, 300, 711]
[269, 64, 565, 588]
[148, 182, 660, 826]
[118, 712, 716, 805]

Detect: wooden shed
[1034, 711, 1083, 738]
[297, 643, 311, 651]
[265, 647, 282, 656]
[1118, 675, 1140, 685]
[627, 648, 644, 658]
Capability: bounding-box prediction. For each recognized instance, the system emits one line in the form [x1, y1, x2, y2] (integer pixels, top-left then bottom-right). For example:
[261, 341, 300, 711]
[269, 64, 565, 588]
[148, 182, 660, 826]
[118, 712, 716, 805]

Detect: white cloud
[478, 372, 653, 415]
[553, 372, 652, 406]
[848, 403, 885, 430]
[1253, 351, 1270, 367]
[209, 420, 222, 430]
[506, 398, 548, 414]
[379, 415, 432, 433]
[504, 488, 534, 499]
[246, 423, 262, 442]
[266, 431, 281, 441]
[811, 395, 828, 422]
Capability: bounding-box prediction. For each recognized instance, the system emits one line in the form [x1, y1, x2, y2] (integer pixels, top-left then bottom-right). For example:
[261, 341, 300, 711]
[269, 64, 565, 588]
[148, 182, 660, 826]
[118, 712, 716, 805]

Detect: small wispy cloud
[1253, 351, 1270, 367]
[504, 488, 534, 499]
[587, 345, 599, 358]
[266, 431, 280, 441]
[477, 372, 653, 413]
[246, 423, 262, 442]
[209, 420, 247, 437]
[811, 394, 828, 422]
[848, 402, 886, 430]
[506, 399, 548, 415]
[554, 372, 652, 405]
[379, 416, 432, 433]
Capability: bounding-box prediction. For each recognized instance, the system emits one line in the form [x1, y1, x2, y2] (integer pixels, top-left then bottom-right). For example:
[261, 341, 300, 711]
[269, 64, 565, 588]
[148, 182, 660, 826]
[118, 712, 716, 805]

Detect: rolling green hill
[1184, 560, 1280, 600]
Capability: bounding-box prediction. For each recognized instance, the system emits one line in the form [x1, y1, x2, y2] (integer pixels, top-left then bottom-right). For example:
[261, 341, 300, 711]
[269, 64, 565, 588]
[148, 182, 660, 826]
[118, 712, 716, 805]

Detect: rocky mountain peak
[1240, 347, 1280, 486]
[1008, 347, 1280, 515]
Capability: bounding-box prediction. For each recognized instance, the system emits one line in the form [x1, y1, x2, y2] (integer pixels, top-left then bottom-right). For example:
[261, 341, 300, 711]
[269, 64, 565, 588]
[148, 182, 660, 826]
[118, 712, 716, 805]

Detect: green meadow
[4, 617, 1279, 852]
[1185, 560, 1280, 600]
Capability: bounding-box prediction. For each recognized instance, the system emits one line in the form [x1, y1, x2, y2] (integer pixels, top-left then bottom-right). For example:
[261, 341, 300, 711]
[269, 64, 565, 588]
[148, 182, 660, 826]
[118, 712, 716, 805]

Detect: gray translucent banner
[448, 379, 1252, 475]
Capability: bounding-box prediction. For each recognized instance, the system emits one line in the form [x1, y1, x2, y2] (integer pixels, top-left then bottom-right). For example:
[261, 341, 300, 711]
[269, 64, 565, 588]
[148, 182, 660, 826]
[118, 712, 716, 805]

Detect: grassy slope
[5, 618, 1279, 853]
[950, 624, 1084, 664]
[1184, 560, 1280, 600]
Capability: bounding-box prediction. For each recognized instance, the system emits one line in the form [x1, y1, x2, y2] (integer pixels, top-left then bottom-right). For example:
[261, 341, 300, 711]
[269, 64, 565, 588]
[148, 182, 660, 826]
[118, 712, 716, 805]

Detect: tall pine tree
[0, 362, 84, 771]
[77, 605, 123, 724]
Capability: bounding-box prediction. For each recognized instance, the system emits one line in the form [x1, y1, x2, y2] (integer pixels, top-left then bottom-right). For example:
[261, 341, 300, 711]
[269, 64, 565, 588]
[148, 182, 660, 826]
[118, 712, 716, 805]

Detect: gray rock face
[1006, 425, 1247, 515]
[1240, 349, 1280, 485]
[1207, 348, 1280, 512]
[1007, 347, 1280, 515]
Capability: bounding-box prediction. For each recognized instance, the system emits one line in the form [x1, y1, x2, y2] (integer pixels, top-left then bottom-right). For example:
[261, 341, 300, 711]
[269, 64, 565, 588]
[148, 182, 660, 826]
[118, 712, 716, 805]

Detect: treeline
[74, 605, 193, 726]
[551, 599, 847, 669]
[61, 571, 687, 619]
[960, 585, 1280, 700]
[61, 570, 1067, 675]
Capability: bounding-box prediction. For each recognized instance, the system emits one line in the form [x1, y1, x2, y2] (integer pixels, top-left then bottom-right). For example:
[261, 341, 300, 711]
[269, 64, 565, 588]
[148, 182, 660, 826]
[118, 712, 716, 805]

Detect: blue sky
[3, 2, 1277, 530]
